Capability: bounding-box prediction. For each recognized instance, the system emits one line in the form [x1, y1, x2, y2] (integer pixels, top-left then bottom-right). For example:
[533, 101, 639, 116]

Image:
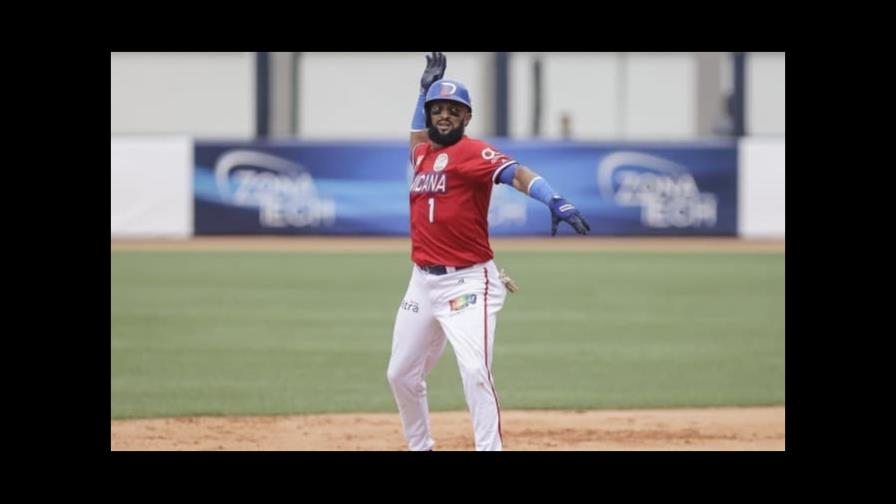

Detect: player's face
[429, 100, 471, 135]
[427, 100, 471, 146]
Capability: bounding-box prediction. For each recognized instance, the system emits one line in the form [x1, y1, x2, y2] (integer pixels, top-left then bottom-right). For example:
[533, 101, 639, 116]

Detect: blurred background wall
[110, 52, 784, 238]
[110, 52, 784, 139]
[110, 52, 254, 137]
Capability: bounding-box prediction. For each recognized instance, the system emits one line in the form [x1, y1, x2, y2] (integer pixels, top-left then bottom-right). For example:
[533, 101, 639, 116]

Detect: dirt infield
[112, 236, 784, 451]
[111, 236, 785, 253]
[110, 406, 784, 451]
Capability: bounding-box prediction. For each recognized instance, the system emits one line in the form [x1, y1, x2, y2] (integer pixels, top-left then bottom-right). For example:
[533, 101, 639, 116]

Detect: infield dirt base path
[112, 237, 784, 451]
[111, 406, 784, 451]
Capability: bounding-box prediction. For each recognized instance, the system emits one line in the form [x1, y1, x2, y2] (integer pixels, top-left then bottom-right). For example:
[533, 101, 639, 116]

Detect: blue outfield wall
[194, 139, 738, 236]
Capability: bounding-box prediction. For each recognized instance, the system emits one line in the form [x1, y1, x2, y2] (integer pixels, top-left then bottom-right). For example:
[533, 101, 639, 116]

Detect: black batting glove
[420, 52, 446, 93]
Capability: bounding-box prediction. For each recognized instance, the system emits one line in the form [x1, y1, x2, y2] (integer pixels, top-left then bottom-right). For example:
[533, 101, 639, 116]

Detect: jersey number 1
[428, 197, 435, 223]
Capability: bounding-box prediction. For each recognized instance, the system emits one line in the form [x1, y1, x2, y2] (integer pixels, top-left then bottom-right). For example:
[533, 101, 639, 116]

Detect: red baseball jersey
[409, 136, 517, 267]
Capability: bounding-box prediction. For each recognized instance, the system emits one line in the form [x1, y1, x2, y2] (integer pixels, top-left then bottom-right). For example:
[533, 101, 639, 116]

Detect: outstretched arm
[410, 52, 446, 148]
[507, 164, 538, 193]
[497, 164, 591, 236]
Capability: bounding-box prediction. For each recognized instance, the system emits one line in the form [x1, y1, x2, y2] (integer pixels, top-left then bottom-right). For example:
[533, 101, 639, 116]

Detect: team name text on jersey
[410, 172, 448, 194]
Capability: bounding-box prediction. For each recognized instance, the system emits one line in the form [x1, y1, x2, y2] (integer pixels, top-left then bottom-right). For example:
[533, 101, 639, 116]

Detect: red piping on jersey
[483, 267, 503, 444]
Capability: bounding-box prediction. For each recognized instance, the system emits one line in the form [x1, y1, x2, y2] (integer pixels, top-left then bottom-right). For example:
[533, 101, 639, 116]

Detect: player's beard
[428, 121, 465, 146]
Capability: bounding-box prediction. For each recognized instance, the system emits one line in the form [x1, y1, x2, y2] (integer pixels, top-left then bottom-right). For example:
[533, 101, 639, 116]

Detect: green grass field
[111, 250, 785, 419]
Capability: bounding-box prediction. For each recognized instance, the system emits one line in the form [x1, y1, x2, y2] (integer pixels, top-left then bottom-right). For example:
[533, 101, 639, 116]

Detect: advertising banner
[194, 140, 737, 236]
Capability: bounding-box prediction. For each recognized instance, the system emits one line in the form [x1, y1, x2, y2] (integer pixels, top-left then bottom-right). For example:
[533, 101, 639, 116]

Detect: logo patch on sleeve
[449, 293, 477, 311]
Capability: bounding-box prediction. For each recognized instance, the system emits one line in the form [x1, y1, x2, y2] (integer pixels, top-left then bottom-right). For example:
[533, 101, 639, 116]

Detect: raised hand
[420, 52, 446, 92]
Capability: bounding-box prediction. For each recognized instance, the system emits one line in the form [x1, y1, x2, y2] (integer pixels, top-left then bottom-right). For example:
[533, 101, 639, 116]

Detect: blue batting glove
[548, 197, 591, 236]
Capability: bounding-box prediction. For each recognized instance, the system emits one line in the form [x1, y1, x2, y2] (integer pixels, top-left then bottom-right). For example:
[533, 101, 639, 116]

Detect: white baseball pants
[387, 260, 507, 451]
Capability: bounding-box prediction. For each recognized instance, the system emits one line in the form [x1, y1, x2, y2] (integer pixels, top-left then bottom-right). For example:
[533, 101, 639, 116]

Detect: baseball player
[387, 52, 590, 451]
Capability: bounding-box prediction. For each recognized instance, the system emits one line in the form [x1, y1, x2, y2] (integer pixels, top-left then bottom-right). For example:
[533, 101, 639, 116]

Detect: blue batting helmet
[424, 79, 472, 112]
